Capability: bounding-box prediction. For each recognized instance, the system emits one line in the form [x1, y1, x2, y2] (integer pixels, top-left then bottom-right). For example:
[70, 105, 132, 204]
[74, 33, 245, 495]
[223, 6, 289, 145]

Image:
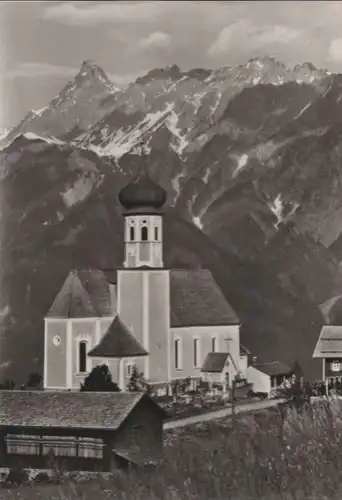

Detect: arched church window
[78, 341, 88, 373]
[154, 226, 159, 241]
[141, 226, 148, 241]
[130, 226, 135, 241]
[141, 220, 148, 241]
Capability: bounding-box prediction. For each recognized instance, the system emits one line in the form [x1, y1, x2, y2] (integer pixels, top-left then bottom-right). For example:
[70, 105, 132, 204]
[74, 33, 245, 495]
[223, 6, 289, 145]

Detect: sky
[1, 0, 342, 129]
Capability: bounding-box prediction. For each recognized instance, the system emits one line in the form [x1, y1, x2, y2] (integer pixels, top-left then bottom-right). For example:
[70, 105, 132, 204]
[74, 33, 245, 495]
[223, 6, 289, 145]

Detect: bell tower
[118, 142, 167, 269]
[124, 214, 163, 268]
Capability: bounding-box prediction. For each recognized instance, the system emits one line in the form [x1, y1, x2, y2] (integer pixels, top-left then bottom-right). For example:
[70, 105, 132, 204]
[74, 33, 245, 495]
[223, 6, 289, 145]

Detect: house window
[212, 337, 216, 352]
[331, 361, 341, 372]
[78, 437, 104, 459]
[193, 338, 199, 368]
[42, 436, 77, 457]
[174, 339, 181, 370]
[5, 434, 40, 455]
[141, 225, 148, 241]
[154, 226, 159, 241]
[78, 341, 88, 373]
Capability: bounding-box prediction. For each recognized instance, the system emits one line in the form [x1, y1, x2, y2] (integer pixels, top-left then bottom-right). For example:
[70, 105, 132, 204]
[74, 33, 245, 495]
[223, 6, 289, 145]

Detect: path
[164, 398, 286, 429]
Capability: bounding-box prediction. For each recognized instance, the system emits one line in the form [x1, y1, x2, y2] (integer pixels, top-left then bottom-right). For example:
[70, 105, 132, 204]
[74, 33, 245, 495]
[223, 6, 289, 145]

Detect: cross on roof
[138, 138, 149, 175]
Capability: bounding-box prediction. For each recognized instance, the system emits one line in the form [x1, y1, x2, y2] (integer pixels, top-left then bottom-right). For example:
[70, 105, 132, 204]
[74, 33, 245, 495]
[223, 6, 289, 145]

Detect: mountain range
[1, 55, 342, 383]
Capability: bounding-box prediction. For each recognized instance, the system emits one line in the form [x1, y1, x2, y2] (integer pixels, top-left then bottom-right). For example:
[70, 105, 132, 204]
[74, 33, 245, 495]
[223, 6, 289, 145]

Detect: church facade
[44, 158, 244, 394]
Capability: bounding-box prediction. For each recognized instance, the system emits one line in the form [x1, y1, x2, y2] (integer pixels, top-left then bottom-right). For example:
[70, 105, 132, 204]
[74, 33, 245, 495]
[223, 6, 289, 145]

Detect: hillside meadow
[2, 400, 342, 500]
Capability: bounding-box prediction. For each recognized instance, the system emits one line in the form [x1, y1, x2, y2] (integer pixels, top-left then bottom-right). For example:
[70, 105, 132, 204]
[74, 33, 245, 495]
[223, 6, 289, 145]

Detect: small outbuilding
[0, 390, 166, 472]
[246, 361, 294, 396]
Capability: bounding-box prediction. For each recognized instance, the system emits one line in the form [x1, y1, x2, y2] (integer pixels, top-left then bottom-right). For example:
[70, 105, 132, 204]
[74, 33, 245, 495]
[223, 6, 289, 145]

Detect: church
[43, 156, 246, 395]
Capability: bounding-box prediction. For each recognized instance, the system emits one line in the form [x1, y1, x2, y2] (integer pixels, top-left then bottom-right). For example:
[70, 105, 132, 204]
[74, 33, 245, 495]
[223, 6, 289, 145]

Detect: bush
[3, 467, 29, 487]
[80, 364, 120, 392]
[31, 472, 51, 484]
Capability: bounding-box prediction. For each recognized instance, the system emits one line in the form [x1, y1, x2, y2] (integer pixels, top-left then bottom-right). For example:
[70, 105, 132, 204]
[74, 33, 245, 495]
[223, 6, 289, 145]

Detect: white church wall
[170, 325, 241, 382]
[117, 269, 170, 384]
[44, 319, 68, 390]
[117, 271, 144, 346]
[147, 271, 170, 383]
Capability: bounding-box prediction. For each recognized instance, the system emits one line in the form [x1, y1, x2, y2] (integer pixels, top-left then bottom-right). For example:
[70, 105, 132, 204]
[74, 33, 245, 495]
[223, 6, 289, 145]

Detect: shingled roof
[0, 391, 145, 430]
[201, 352, 229, 373]
[47, 270, 114, 318]
[47, 267, 239, 328]
[253, 361, 294, 377]
[88, 316, 148, 358]
[170, 269, 239, 327]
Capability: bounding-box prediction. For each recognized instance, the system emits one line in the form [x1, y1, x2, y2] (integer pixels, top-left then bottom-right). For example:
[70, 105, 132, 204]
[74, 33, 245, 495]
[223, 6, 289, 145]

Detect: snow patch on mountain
[32, 106, 48, 117]
[191, 92, 206, 113]
[210, 92, 222, 115]
[131, 136, 152, 155]
[233, 154, 249, 177]
[193, 215, 203, 230]
[61, 175, 95, 208]
[168, 76, 188, 92]
[94, 105, 172, 159]
[269, 194, 284, 228]
[166, 105, 189, 155]
[294, 101, 313, 120]
[171, 170, 186, 201]
[203, 167, 211, 184]
[0, 129, 10, 141]
[23, 132, 65, 146]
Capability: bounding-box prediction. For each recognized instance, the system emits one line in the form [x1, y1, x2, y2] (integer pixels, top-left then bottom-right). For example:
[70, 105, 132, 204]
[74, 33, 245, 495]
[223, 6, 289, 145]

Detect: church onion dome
[118, 151, 167, 214]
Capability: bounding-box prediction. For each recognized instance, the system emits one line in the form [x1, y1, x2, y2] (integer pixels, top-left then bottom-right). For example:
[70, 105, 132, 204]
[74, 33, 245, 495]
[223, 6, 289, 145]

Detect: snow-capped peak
[22, 132, 65, 146]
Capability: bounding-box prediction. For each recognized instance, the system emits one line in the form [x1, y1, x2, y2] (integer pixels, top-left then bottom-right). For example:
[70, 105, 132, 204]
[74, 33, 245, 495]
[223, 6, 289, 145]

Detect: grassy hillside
[2, 401, 342, 499]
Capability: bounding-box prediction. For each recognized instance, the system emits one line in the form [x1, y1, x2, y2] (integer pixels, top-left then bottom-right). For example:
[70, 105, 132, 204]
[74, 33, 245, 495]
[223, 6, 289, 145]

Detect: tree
[80, 364, 120, 392]
[127, 364, 144, 392]
[26, 372, 43, 389]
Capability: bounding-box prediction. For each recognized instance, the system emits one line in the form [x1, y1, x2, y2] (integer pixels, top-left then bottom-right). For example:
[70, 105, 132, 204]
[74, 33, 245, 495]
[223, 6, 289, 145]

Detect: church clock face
[52, 335, 61, 346]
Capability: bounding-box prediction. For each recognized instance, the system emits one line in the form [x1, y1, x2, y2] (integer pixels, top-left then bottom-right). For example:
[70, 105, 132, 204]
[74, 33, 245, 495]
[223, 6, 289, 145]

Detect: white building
[43, 158, 248, 393]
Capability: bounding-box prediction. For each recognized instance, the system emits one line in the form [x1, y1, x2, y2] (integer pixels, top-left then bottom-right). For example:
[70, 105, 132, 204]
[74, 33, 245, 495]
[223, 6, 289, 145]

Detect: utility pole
[231, 378, 237, 422]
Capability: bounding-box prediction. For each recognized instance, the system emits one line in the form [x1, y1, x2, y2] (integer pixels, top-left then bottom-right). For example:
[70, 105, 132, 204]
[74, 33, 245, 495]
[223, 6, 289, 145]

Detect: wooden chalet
[0, 390, 166, 472]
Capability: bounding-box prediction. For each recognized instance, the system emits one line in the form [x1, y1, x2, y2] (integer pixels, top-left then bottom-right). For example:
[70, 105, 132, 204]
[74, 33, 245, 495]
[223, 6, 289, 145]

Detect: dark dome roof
[118, 166, 167, 212]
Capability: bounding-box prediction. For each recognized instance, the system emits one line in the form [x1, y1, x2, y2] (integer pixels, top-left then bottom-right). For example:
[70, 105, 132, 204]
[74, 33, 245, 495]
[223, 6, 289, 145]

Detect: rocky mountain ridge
[0, 56, 341, 383]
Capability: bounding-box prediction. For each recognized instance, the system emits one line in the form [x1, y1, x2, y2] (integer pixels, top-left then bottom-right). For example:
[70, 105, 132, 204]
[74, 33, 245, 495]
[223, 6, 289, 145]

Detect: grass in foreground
[3, 401, 342, 500]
